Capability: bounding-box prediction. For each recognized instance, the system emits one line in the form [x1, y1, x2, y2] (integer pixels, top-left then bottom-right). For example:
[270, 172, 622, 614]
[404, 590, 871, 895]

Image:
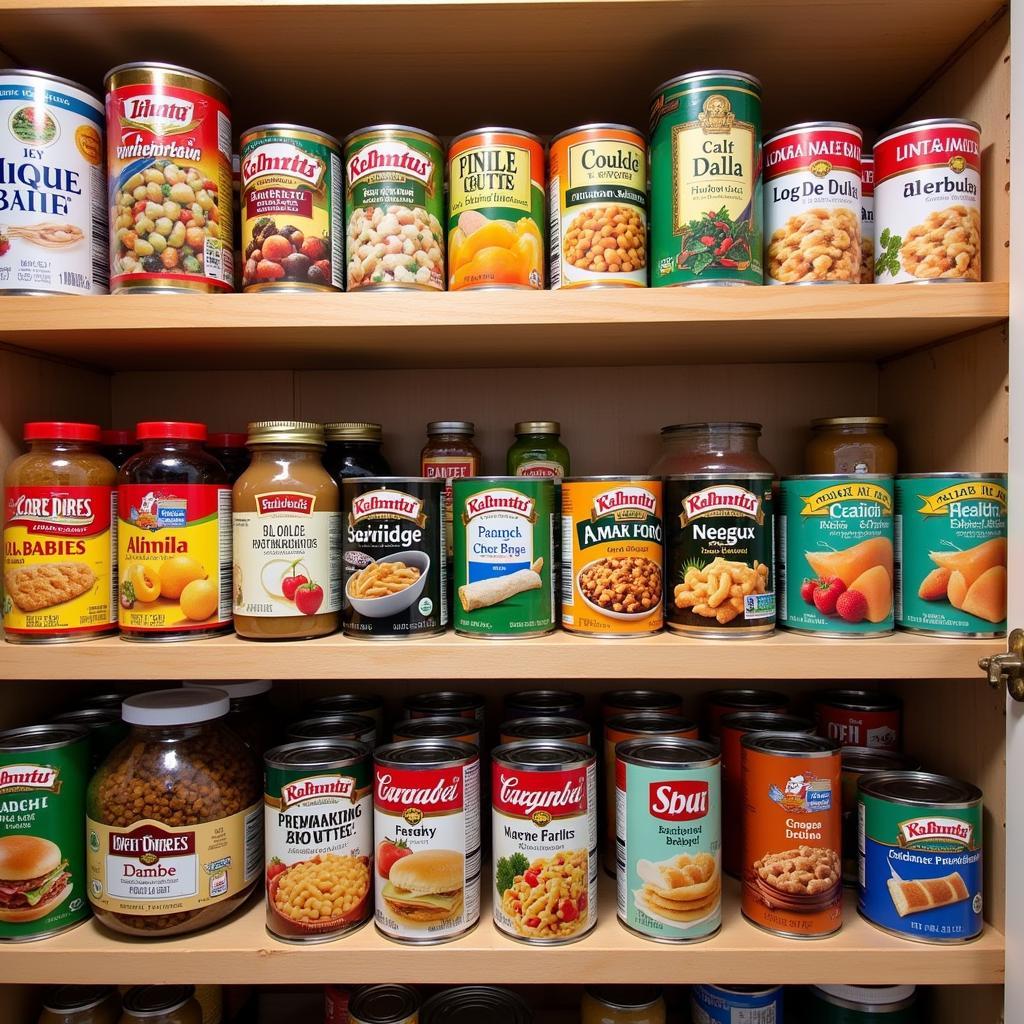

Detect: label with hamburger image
[373, 739, 480, 943]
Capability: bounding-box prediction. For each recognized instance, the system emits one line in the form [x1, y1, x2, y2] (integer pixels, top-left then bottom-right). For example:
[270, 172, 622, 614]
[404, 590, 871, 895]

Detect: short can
[500, 717, 591, 746]
[649, 70, 763, 286]
[452, 477, 555, 637]
[779, 475, 895, 636]
[814, 688, 902, 750]
[392, 716, 484, 749]
[561, 477, 663, 637]
[0, 70, 105, 295]
[548, 123, 647, 289]
[286, 714, 378, 748]
[404, 691, 485, 722]
[601, 689, 682, 720]
[491, 741, 597, 944]
[51, 708, 128, 769]
[306, 693, 386, 744]
[616, 736, 720, 942]
[344, 125, 444, 291]
[348, 985, 420, 1024]
[860, 155, 875, 282]
[264, 739, 372, 942]
[105, 63, 233, 293]
[664, 473, 775, 637]
[806, 985, 918, 1023]
[239, 123, 342, 292]
[421, 987, 531, 1024]
[447, 127, 545, 290]
[503, 688, 584, 720]
[702, 688, 788, 740]
[859, 770, 983, 943]
[873, 118, 981, 283]
[763, 121, 862, 284]
[690, 985, 783, 1024]
[342, 477, 446, 639]
[895, 472, 1007, 637]
[373, 739, 480, 943]
[0, 724, 90, 940]
[741, 731, 842, 938]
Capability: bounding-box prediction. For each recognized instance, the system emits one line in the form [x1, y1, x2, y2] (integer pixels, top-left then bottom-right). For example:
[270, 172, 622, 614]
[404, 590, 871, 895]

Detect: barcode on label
[90, 165, 108, 292]
[217, 488, 233, 620]
[243, 805, 262, 882]
[560, 515, 574, 607]
[548, 175, 561, 288]
[217, 110, 232, 160]
[777, 514, 787, 618]
[894, 514, 903, 619]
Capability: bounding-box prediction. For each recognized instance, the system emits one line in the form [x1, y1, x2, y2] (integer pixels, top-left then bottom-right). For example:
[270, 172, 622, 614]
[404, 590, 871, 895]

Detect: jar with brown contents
[39, 986, 120, 1024]
[86, 689, 261, 937]
[803, 417, 898, 475]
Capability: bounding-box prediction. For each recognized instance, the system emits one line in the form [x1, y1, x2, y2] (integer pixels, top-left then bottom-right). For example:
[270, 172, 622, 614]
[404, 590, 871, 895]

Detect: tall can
[447, 128, 545, 290]
[344, 125, 444, 291]
[239, 124, 342, 292]
[690, 986, 783, 1024]
[895, 473, 1007, 637]
[814, 689, 902, 750]
[860, 154, 875, 282]
[105, 63, 233, 293]
[616, 737, 721, 942]
[548, 124, 648, 288]
[649, 70, 763, 286]
[452, 477, 555, 638]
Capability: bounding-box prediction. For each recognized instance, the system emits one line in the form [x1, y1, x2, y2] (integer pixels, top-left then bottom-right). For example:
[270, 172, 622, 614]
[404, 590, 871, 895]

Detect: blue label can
[691, 985, 783, 1023]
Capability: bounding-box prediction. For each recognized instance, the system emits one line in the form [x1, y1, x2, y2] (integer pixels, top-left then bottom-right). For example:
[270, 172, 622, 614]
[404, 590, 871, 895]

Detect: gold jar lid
[324, 421, 383, 442]
[246, 420, 325, 447]
[515, 421, 560, 434]
[811, 416, 888, 428]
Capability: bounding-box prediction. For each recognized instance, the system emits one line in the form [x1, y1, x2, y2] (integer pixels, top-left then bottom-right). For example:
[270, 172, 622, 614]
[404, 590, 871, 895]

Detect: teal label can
[779, 475, 894, 636]
[894, 473, 1007, 637]
[453, 477, 555, 637]
[806, 986, 918, 1023]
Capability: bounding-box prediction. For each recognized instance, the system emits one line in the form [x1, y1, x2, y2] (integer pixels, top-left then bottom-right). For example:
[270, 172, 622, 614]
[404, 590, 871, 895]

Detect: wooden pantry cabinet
[0, 1, 1016, 1021]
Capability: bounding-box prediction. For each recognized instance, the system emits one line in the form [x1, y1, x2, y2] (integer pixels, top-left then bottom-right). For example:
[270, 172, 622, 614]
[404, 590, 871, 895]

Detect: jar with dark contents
[804, 416, 898, 475]
[100, 430, 139, 471]
[205, 432, 251, 483]
[324, 422, 392, 479]
[182, 679, 273, 753]
[420, 421, 482, 569]
[118, 987, 201, 1024]
[86, 689, 262, 937]
[38, 986, 120, 1024]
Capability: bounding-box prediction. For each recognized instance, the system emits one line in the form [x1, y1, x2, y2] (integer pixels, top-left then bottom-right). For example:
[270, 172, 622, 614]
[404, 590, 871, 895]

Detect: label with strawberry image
[779, 475, 894, 636]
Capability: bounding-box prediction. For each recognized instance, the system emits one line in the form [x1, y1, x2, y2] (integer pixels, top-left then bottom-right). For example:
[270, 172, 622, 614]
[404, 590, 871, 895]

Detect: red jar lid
[101, 428, 136, 445]
[24, 422, 101, 442]
[207, 432, 247, 448]
[136, 421, 208, 441]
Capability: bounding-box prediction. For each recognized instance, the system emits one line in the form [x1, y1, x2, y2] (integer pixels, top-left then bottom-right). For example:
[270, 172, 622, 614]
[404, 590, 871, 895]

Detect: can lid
[183, 679, 272, 699]
[392, 717, 484, 742]
[52, 707, 122, 728]
[246, 420, 325, 447]
[24, 421, 101, 442]
[70, 692, 125, 711]
[742, 731, 840, 756]
[491, 739, 595, 768]
[42, 986, 116, 1012]
[514, 421, 560, 434]
[104, 60, 230, 98]
[601, 689, 680, 712]
[606, 711, 698, 735]
[707, 689, 788, 710]
[811, 416, 888, 428]
[720, 711, 814, 734]
[325, 421, 384, 442]
[122, 688, 229, 726]
[858, 770, 982, 806]
[841, 746, 919, 774]
[616, 736, 718, 767]
[500, 717, 591, 740]
[585, 986, 664, 1011]
[307, 693, 384, 714]
[206, 431, 248, 448]
[550, 123, 645, 146]
[288, 714, 376, 741]
[120, 986, 197, 1015]
[100, 428, 135, 445]
[349, 985, 422, 1024]
[815, 688, 901, 712]
[812, 985, 916, 1009]
[764, 121, 863, 145]
[449, 126, 543, 147]
[0, 723, 89, 751]
[265, 739, 369, 769]
[404, 691, 484, 713]
[374, 738, 478, 767]
[426, 420, 475, 435]
[241, 123, 341, 149]
[504, 689, 583, 714]
[422, 986, 532, 1024]
[136, 421, 207, 442]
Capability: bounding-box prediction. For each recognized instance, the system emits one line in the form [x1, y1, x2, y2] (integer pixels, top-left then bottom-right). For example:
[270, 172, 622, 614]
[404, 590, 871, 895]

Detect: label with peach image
[778, 474, 894, 636]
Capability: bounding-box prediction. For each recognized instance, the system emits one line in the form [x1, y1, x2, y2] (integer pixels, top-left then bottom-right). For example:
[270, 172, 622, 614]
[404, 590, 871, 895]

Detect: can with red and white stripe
[860, 154, 874, 282]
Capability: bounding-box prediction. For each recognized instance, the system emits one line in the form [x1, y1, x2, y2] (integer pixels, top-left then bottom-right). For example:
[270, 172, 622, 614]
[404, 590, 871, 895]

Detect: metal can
[239, 123, 342, 292]
[894, 473, 1007, 637]
[0, 70, 105, 295]
[561, 477, 664, 637]
[104, 63, 232, 293]
[859, 771, 983, 942]
[343, 124, 444, 291]
[741, 731, 842, 938]
[582, 987, 666, 1024]
[702, 688, 788, 740]
[447, 128, 545, 290]
[0, 724, 90, 940]
[873, 118, 981, 283]
[306, 694, 386, 744]
[421, 988, 531, 1024]
[616, 737, 720, 942]
[51, 708, 128, 769]
[548, 123, 647, 289]
[452, 477, 555, 637]
[503, 689, 584, 720]
[719, 711, 814, 878]
[373, 739, 480, 943]
[287, 714, 377, 748]
[806, 986, 917, 1023]
[404, 691, 485, 722]
[38, 985, 119, 1024]
[264, 740, 372, 942]
[860, 155, 875, 282]
[601, 689, 682, 721]
[120, 988, 200, 1023]
[814, 689, 901, 750]
[347, 985, 420, 1024]
[342, 477, 446, 639]
[500, 717, 591, 746]
[649, 70, 763, 286]
[779, 475, 895, 636]
[690, 985, 783, 1024]
[763, 121, 862, 284]
[392, 717, 483, 748]
[491, 741, 597, 944]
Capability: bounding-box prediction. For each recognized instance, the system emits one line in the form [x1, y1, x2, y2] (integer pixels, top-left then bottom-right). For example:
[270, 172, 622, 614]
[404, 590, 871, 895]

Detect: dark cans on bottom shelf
[690, 985, 783, 1023]
[347, 984, 421, 1024]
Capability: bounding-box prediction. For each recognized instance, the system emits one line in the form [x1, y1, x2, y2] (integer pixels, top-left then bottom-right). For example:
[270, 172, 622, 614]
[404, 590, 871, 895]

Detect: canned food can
[264, 740, 372, 942]
[500, 717, 591, 746]
[286, 714, 377, 748]
[806, 985, 917, 1023]
[0, 724, 91, 940]
[690, 985, 783, 1023]
[392, 717, 483, 748]
[306, 694, 386, 744]
[763, 122, 862, 284]
[741, 731, 842, 938]
[894, 473, 1007, 636]
[447, 128, 545, 290]
[601, 689, 682, 721]
[702, 688, 788, 739]
[491, 741, 597, 943]
[561, 477, 664, 636]
[0, 70, 105, 295]
[548, 123, 647, 289]
[859, 771, 982, 942]
[324, 985, 350, 1024]
[421, 987, 531, 1024]
[778, 475, 895, 636]
[51, 708, 128, 769]
[503, 689, 584, 720]
[582, 988, 666, 1023]
[105, 63, 233, 293]
[873, 118, 981, 284]
[348, 985, 420, 1024]
[239, 123, 342, 292]
[373, 739, 480, 943]
[860, 155, 875, 282]
[649, 70, 763, 286]
[452, 477, 555, 637]
[616, 737, 720, 942]
[342, 478, 446, 639]
[404, 691, 485, 722]
[344, 125, 444, 291]
[814, 689, 901, 750]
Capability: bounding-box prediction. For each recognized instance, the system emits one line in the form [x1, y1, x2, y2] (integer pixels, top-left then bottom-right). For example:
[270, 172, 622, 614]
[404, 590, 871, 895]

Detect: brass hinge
[979, 628, 1024, 702]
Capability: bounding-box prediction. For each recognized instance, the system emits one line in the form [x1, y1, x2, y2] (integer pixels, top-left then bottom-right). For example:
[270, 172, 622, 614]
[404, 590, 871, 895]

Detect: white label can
[860, 154, 874, 282]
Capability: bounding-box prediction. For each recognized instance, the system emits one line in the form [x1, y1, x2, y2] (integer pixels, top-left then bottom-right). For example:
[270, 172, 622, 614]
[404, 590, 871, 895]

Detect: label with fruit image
[778, 475, 894, 636]
[117, 483, 231, 635]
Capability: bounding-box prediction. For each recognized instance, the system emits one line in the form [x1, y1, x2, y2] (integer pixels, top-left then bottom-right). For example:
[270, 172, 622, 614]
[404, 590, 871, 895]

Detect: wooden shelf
[0, 285, 1008, 371]
[0, 884, 1002, 986]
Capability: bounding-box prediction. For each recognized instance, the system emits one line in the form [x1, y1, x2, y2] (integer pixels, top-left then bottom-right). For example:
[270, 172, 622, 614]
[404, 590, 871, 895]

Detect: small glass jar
[100, 429, 139, 470]
[119, 987, 201, 1024]
[182, 679, 273, 753]
[421, 421, 482, 564]
[324, 422, 392, 479]
[506, 420, 571, 477]
[39, 986, 120, 1024]
[581, 987, 666, 1024]
[651, 421, 775, 476]
[804, 416, 898, 475]
[205, 432, 251, 483]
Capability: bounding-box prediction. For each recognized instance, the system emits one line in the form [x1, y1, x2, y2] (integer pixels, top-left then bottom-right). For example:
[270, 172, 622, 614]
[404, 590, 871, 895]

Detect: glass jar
[506, 420, 570, 477]
[205, 432, 251, 484]
[39, 986, 120, 1024]
[581, 987, 666, 1024]
[421, 421, 482, 565]
[804, 416, 898, 474]
[100, 429, 139, 471]
[119, 988, 201, 1024]
[324, 422, 392, 479]
[651, 421, 775, 476]
[182, 679, 273, 753]
[86, 689, 262, 937]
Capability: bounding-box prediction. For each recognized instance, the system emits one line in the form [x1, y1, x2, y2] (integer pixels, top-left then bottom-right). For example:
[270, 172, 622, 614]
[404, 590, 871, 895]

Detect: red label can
[814, 689, 901, 750]
[702, 689, 788, 740]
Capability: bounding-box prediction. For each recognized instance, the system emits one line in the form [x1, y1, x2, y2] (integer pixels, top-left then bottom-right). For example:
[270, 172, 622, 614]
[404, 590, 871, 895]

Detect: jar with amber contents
[86, 689, 262, 937]
[232, 421, 340, 640]
[804, 416, 898, 475]
[420, 420, 482, 565]
[582, 987, 666, 1024]
[119, 988, 201, 1024]
[39, 986, 119, 1024]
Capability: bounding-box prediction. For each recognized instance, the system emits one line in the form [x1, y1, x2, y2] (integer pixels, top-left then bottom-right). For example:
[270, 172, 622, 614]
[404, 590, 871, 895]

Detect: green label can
[453, 477, 554, 637]
[806, 986, 918, 1023]
[649, 70, 763, 286]
[895, 473, 1007, 637]
[779, 475, 895, 637]
[0, 724, 91, 940]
